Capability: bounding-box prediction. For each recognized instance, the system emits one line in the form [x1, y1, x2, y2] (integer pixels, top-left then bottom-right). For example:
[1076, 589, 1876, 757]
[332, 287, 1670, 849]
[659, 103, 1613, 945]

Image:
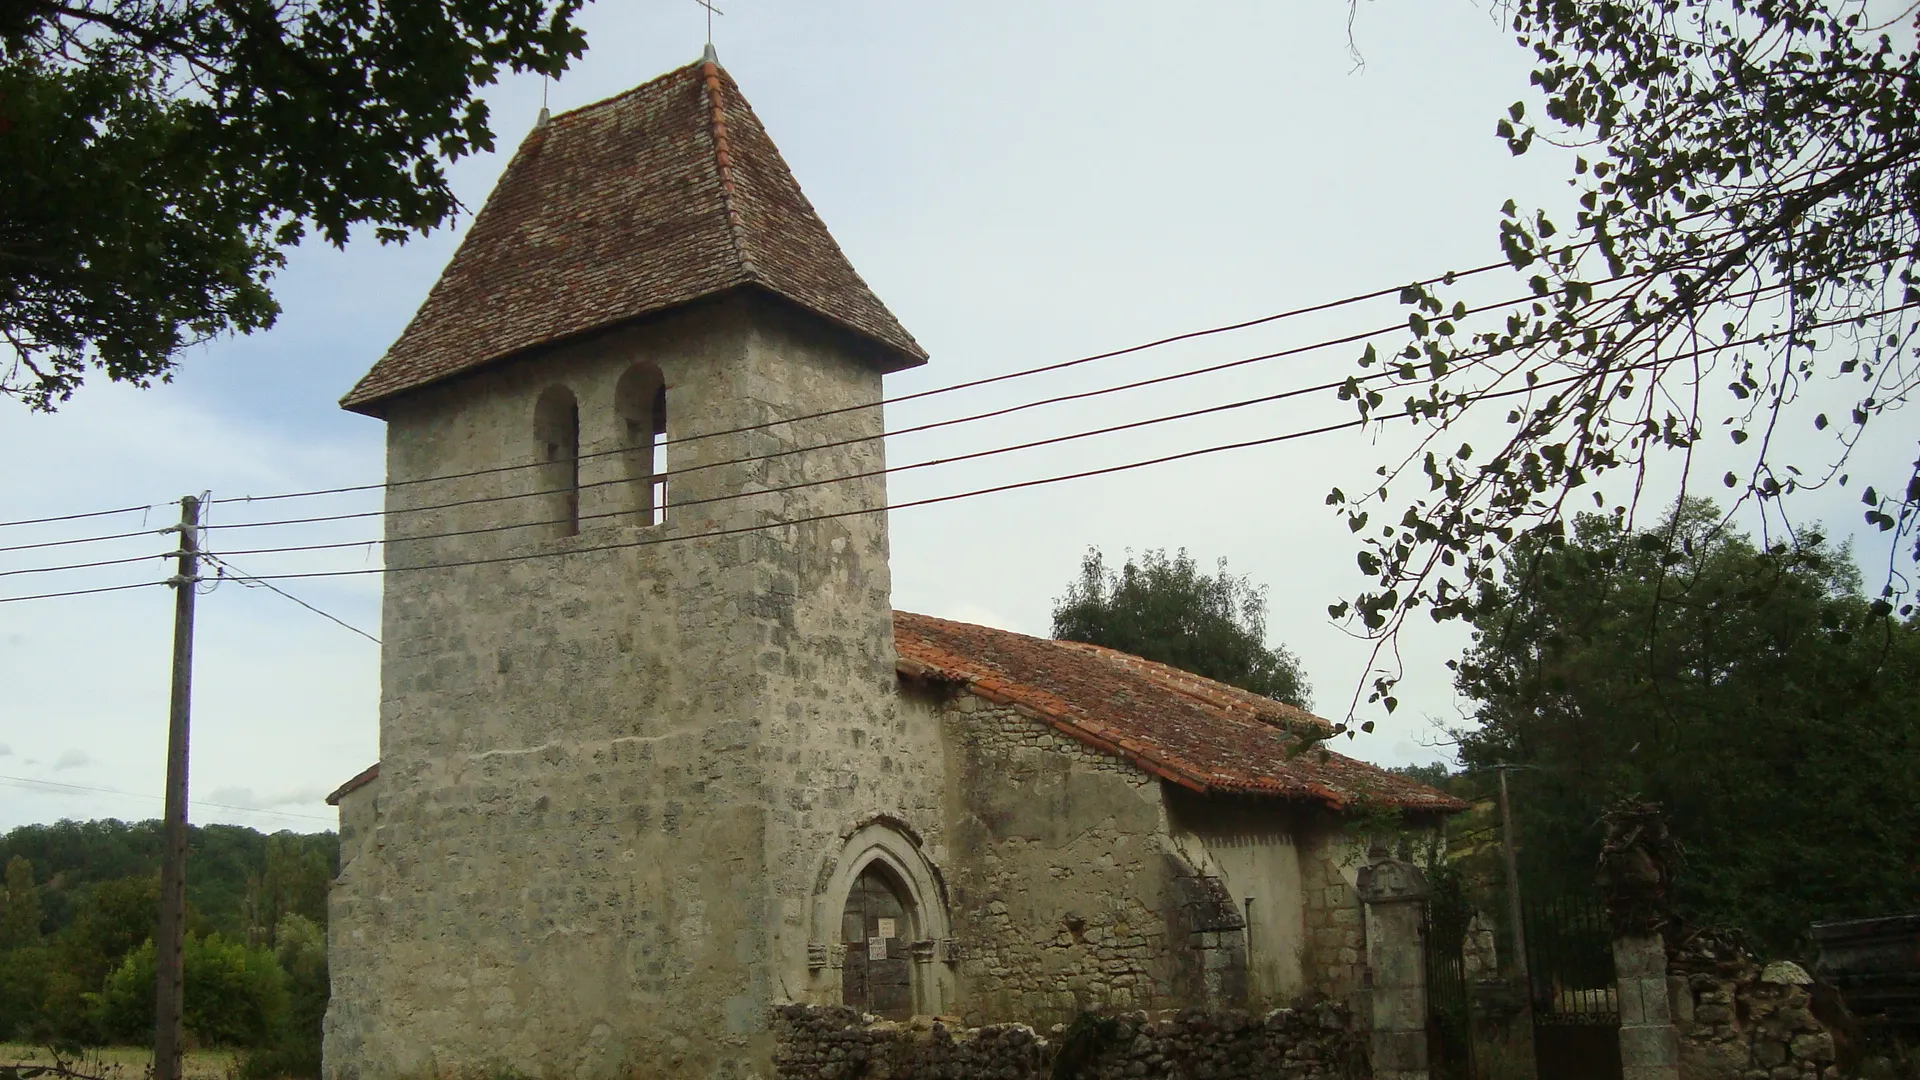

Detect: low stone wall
[771, 1003, 1368, 1079]
[1669, 931, 1841, 1080]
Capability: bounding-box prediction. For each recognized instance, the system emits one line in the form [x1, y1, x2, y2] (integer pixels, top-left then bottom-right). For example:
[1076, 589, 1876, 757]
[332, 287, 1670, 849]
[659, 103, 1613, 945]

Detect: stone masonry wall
[1668, 932, 1842, 1080]
[917, 689, 1176, 1025]
[326, 297, 929, 1080]
[1300, 833, 1368, 1007]
[770, 1003, 1368, 1080]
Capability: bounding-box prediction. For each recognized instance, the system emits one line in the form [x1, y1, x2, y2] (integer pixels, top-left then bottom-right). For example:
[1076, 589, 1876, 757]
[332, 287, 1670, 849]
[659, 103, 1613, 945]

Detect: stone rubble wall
[927, 694, 1176, 1023]
[1669, 933, 1842, 1080]
[771, 1003, 1369, 1080]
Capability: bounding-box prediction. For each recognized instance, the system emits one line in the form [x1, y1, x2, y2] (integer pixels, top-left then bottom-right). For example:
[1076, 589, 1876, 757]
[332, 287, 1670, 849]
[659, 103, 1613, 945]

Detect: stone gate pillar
[1613, 933, 1680, 1080]
[1358, 848, 1430, 1080]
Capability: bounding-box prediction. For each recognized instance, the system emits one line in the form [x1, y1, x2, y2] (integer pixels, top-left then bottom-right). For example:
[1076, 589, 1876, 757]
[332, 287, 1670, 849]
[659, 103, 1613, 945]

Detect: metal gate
[1524, 894, 1622, 1080]
[1424, 895, 1478, 1080]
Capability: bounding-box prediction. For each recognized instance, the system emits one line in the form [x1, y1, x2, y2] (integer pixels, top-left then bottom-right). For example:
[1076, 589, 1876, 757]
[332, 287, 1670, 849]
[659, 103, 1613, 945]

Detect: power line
[198, 300, 1457, 533]
[210, 365, 1379, 560]
[0, 551, 171, 580]
[201, 268, 1841, 559]
[6, 299, 1909, 602]
[215, 260, 1520, 509]
[0, 580, 168, 604]
[170, 364, 1676, 584]
[0, 504, 154, 530]
[201, 552, 381, 644]
[206, 187, 1833, 510]
[0, 773, 334, 824]
[0, 526, 160, 556]
[195, 255, 1843, 539]
[192, 298, 1920, 586]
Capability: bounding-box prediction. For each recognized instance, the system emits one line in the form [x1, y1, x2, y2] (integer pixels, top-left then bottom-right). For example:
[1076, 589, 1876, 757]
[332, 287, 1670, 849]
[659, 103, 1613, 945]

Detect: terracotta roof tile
[341, 56, 926, 415]
[326, 616, 1465, 816]
[325, 762, 379, 806]
[894, 611, 1465, 812]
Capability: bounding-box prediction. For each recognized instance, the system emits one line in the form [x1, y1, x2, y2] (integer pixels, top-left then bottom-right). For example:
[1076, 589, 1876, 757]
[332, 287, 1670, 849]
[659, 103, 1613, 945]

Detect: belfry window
[614, 363, 667, 525]
[534, 385, 580, 538]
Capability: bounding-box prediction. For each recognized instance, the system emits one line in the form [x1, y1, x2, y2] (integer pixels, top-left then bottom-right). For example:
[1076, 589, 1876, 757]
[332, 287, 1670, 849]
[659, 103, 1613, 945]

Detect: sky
[2, 0, 1910, 833]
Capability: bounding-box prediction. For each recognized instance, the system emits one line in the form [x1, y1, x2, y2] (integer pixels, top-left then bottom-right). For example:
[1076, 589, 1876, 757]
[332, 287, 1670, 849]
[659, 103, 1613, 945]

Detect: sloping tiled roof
[326, 615, 1463, 815]
[341, 53, 926, 414]
[325, 762, 379, 806]
[894, 611, 1465, 812]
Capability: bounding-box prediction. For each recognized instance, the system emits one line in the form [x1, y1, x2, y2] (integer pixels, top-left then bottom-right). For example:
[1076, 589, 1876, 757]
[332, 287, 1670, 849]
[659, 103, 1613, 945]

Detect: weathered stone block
[1620, 1023, 1681, 1067]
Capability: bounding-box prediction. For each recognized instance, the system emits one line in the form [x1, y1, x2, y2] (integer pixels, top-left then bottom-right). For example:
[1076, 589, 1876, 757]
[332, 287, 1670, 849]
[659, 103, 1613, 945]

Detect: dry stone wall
[770, 1003, 1368, 1080]
[1668, 932, 1843, 1080]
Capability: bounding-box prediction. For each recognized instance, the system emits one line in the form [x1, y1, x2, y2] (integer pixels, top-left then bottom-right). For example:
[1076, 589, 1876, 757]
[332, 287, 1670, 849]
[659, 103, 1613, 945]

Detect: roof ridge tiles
[699, 58, 759, 279]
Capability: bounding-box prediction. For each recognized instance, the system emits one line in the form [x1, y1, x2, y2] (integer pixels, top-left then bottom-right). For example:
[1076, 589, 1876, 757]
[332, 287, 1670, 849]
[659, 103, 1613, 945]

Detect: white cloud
[53, 749, 92, 771]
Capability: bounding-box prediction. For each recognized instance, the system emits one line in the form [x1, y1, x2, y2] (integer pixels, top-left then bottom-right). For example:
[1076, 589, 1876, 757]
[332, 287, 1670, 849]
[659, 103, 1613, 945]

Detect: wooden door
[840, 864, 913, 1018]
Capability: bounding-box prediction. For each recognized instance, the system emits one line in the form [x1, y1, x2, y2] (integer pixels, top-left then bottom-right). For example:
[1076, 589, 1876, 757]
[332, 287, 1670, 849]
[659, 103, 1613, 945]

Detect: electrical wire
[0, 552, 172, 580]
[0, 505, 154, 530]
[0, 580, 170, 603]
[198, 249, 1876, 538]
[8, 299, 1911, 600]
[0, 526, 161, 556]
[0, 773, 334, 824]
[198, 287, 1524, 533]
[201, 552, 380, 644]
[215, 260, 1522, 508]
[204, 269, 1858, 560]
[199, 297, 1920, 585]
[212, 184, 1865, 510]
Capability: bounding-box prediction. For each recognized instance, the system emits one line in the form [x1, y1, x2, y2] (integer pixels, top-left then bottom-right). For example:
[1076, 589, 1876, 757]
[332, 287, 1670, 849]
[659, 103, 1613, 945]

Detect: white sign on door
[867, 936, 887, 961]
[876, 918, 896, 939]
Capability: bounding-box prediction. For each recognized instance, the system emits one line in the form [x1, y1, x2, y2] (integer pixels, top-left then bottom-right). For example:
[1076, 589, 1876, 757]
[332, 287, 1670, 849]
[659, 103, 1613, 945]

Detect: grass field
[0, 1044, 238, 1080]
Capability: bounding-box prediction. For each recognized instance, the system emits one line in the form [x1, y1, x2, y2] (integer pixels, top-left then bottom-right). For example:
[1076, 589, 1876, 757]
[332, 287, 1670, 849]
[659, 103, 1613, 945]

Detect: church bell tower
[324, 50, 929, 1080]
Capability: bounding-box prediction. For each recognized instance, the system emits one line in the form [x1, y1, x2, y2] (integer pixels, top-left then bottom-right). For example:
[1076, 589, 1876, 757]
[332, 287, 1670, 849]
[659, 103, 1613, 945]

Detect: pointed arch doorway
[840, 861, 913, 1018]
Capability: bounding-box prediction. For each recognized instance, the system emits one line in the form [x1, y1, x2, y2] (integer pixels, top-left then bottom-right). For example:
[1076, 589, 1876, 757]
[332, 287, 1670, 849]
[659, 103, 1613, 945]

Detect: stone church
[322, 49, 1460, 1080]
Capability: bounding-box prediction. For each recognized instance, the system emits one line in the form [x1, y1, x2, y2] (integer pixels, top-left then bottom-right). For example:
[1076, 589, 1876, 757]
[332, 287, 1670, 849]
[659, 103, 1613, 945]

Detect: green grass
[0, 1044, 238, 1080]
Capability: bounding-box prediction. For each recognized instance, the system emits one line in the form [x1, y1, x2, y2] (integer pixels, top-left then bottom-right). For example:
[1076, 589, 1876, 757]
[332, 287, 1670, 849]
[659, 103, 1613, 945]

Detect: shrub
[89, 933, 289, 1046]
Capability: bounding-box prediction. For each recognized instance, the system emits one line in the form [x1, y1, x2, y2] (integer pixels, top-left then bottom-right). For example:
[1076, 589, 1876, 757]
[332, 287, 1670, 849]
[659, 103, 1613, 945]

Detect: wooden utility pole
[1496, 764, 1529, 990]
[154, 495, 200, 1080]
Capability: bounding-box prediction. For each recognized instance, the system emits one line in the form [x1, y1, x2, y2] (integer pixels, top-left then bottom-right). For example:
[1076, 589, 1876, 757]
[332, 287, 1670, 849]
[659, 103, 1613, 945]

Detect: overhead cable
[201, 552, 381, 644]
[201, 267, 1842, 557]
[0, 505, 154, 530]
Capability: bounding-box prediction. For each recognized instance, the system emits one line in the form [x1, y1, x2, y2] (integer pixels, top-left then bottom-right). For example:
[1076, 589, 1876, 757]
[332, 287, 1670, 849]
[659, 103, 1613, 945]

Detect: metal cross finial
[694, 0, 723, 47]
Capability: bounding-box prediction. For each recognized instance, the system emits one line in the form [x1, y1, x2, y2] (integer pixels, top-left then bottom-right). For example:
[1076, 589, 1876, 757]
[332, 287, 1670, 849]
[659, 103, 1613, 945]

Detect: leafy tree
[0, 820, 337, 1043]
[0, 857, 50, 1039]
[2, 0, 588, 409]
[1453, 501, 1920, 952]
[0, 855, 42, 948]
[1051, 547, 1312, 709]
[238, 913, 328, 1080]
[90, 933, 289, 1047]
[1332, 0, 1920, 716]
[0, 819, 336, 940]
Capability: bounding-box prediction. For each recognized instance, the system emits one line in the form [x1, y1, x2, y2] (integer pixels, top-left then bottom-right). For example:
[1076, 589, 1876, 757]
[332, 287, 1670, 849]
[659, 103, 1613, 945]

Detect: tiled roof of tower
[894, 611, 1465, 812]
[340, 53, 926, 415]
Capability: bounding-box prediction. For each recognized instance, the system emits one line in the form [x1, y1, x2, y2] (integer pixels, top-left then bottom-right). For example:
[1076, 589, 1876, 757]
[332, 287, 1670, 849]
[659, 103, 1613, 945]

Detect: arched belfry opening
[614, 363, 668, 526]
[841, 861, 915, 1018]
[533, 386, 580, 538]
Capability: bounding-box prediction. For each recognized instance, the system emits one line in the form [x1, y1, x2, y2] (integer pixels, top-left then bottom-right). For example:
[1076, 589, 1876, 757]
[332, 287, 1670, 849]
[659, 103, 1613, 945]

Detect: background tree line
[0, 820, 336, 1074]
[1440, 500, 1920, 957]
